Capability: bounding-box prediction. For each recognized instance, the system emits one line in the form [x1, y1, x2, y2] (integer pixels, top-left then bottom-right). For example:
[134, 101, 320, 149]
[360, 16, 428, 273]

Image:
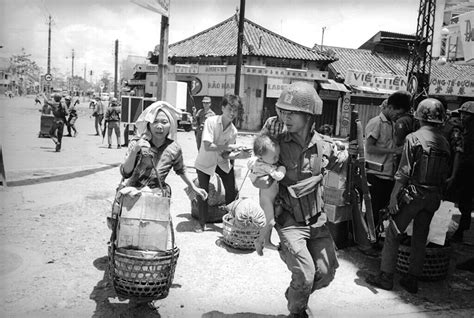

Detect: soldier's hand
[387, 196, 399, 215]
[393, 146, 403, 155]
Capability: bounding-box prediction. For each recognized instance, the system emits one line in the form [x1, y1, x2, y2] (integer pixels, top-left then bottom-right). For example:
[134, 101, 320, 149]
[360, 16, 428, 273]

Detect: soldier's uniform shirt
[381, 125, 451, 277]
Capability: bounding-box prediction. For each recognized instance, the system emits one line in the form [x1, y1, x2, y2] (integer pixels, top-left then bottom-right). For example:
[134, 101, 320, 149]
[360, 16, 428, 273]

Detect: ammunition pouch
[412, 149, 450, 187]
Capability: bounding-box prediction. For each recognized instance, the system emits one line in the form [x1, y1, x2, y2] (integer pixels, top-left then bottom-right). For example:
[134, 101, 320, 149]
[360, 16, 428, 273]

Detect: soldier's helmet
[110, 97, 118, 105]
[276, 81, 323, 115]
[65, 95, 72, 100]
[458, 101, 474, 115]
[53, 93, 62, 102]
[414, 98, 446, 124]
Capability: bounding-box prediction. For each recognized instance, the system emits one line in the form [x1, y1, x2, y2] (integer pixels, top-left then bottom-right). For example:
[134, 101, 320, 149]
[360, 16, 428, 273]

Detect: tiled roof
[431, 62, 474, 81]
[322, 45, 473, 81]
[166, 15, 335, 62]
[323, 46, 394, 75]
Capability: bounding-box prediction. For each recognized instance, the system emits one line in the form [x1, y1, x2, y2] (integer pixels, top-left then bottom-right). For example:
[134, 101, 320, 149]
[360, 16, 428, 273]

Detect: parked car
[177, 111, 193, 132]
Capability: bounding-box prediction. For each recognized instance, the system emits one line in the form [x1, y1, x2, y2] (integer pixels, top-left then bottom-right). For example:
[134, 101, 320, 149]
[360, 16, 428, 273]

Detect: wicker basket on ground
[396, 243, 452, 281]
[109, 247, 179, 301]
[222, 213, 261, 250]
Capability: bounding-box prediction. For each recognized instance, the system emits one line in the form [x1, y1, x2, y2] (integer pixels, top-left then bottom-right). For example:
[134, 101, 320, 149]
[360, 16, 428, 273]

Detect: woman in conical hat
[119, 101, 207, 198]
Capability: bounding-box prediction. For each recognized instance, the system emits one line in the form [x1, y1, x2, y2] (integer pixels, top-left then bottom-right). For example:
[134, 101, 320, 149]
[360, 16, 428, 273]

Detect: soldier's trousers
[107, 121, 121, 145]
[380, 190, 441, 277]
[276, 216, 338, 314]
[49, 120, 64, 148]
[457, 162, 474, 231]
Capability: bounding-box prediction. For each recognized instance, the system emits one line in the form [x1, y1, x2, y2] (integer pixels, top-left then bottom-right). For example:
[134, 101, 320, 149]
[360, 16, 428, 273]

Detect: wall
[242, 75, 265, 130]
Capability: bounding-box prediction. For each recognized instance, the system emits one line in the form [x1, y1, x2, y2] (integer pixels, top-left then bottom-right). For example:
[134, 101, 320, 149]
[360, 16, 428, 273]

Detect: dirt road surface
[1, 96, 473, 317]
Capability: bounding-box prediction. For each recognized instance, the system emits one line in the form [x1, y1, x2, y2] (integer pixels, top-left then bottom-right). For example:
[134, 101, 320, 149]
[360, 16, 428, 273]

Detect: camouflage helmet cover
[275, 81, 323, 115]
[414, 98, 446, 124]
[458, 101, 474, 114]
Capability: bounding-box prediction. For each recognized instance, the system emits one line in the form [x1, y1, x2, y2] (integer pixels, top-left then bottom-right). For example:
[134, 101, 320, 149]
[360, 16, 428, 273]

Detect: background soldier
[193, 96, 215, 150]
[47, 93, 68, 152]
[104, 97, 122, 149]
[64, 95, 78, 137]
[366, 98, 451, 294]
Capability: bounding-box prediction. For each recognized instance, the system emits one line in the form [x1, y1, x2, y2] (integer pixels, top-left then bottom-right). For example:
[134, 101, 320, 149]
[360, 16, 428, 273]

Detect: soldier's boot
[365, 271, 394, 290]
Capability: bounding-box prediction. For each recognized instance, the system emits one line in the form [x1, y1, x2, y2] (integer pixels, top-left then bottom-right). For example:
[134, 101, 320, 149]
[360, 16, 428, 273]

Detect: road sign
[407, 75, 418, 96]
[45, 73, 53, 82]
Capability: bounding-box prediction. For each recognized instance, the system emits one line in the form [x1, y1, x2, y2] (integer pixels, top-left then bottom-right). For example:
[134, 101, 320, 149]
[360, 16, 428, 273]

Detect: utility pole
[83, 64, 86, 99]
[234, 0, 245, 95]
[321, 26, 326, 51]
[71, 49, 74, 93]
[157, 16, 169, 100]
[46, 15, 52, 93]
[114, 39, 118, 98]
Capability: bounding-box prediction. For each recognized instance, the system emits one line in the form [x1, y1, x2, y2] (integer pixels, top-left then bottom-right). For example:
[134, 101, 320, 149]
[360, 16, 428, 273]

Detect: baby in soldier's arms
[247, 134, 286, 255]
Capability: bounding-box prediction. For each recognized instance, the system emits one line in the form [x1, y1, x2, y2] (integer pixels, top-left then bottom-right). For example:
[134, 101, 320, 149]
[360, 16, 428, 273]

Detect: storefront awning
[350, 85, 394, 95]
[319, 79, 350, 93]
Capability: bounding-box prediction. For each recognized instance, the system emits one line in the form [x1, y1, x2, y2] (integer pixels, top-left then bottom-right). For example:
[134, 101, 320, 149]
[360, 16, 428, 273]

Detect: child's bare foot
[254, 237, 265, 256]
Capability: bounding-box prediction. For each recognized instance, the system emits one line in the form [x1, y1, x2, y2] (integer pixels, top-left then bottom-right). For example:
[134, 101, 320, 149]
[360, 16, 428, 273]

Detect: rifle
[344, 108, 379, 244]
[102, 120, 108, 143]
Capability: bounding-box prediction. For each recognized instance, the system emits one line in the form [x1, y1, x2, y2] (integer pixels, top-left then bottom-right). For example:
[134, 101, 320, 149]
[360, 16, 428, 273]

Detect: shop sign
[346, 70, 407, 92]
[174, 64, 199, 74]
[134, 64, 158, 73]
[266, 77, 289, 98]
[339, 96, 351, 137]
[459, 11, 474, 63]
[129, 79, 146, 86]
[207, 75, 235, 96]
[244, 66, 327, 80]
[171, 64, 328, 80]
[429, 77, 474, 97]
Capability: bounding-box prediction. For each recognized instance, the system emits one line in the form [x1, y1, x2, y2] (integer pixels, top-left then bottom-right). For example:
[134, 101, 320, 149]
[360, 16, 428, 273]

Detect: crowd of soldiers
[39, 93, 122, 152]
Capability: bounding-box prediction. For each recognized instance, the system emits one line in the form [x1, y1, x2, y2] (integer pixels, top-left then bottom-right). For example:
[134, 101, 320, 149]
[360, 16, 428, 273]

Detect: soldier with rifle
[46, 93, 68, 152]
[366, 98, 451, 294]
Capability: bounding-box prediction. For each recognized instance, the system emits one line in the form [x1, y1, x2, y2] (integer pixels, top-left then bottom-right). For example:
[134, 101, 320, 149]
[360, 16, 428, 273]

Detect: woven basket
[109, 247, 180, 301]
[396, 244, 452, 281]
[222, 213, 261, 250]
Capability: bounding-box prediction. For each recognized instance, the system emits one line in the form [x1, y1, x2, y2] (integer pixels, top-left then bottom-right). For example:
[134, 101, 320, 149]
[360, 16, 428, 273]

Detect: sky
[0, 0, 419, 82]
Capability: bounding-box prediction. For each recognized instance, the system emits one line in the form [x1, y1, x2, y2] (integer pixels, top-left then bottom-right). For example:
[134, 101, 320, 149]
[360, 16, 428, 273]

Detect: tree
[9, 48, 41, 94]
[100, 71, 112, 92]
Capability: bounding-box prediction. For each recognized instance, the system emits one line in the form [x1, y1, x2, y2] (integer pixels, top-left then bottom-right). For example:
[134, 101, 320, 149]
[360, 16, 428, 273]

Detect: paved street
[0, 96, 473, 318]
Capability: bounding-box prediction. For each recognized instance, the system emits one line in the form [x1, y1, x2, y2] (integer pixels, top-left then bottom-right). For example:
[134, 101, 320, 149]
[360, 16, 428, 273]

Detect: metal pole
[321, 26, 326, 50]
[114, 39, 118, 98]
[157, 15, 169, 100]
[234, 0, 245, 96]
[47, 15, 52, 93]
[71, 49, 75, 93]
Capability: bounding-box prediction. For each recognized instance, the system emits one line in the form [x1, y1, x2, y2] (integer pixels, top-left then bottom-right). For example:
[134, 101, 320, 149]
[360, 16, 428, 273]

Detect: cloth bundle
[226, 198, 266, 229]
